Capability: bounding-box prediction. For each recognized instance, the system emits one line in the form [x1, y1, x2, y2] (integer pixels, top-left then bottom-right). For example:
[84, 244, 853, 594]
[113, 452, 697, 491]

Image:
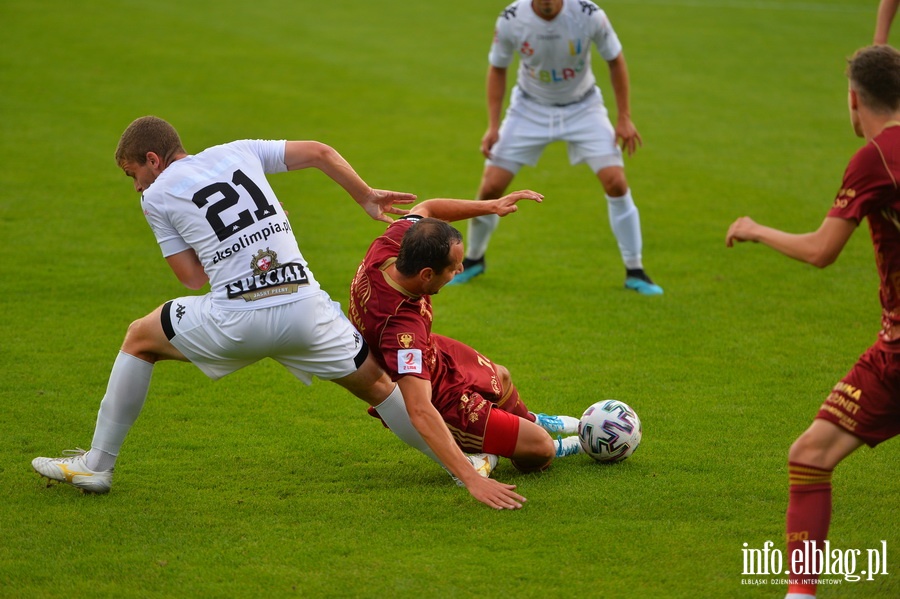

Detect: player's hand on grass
[493, 190, 544, 216]
[725, 216, 760, 247]
[361, 189, 417, 224]
[466, 476, 527, 510]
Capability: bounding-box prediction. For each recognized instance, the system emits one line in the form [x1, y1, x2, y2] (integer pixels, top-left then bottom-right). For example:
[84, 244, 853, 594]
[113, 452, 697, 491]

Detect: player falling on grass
[31, 116, 526, 510]
[451, 0, 662, 295]
[348, 191, 584, 482]
[726, 45, 900, 599]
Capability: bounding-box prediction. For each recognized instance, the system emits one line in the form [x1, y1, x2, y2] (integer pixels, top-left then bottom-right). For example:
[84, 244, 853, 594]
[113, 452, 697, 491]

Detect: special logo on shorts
[397, 332, 415, 349]
[251, 248, 278, 274]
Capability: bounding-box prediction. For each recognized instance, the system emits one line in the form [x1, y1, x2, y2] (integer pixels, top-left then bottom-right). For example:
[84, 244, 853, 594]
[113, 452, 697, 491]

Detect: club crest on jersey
[251, 248, 278, 274]
[397, 332, 415, 349]
[520, 41, 534, 56]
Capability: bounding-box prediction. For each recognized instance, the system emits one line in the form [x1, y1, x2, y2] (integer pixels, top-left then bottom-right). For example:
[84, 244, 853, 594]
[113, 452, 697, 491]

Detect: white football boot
[450, 453, 500, 487]
[32, 448, 113, 494]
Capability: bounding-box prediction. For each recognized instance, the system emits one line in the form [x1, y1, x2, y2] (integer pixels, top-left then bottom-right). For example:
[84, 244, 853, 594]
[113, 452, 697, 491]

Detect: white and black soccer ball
[578, 399, 642, 463]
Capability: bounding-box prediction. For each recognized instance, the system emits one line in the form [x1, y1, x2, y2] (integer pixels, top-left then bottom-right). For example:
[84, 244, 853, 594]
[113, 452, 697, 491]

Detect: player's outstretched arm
[282, 141, 415, 223]
[410, 190, 543, 222]
[875, 0, 900, 44]
[726, 215, 856, 268]
[397, 376, 525, 509]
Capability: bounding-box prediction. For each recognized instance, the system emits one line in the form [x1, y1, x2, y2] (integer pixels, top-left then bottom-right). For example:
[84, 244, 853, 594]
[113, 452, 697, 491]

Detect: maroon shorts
[816, 345, 900, 446]
[429, 335, 511, 453]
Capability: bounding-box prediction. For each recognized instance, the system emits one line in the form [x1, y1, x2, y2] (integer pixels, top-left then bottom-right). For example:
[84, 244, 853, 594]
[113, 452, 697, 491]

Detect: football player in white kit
[451, 0, 663, 295]
[31, 116, 527, 510]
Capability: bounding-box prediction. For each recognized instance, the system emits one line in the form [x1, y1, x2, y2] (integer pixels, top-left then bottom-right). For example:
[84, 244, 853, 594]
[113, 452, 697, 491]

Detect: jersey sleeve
[828, 144, 894, 224]
[488, 7, 517, 68]
[591, 8, 623, 61]
[230, 139, 288, 175]
[379, 311, 433, 382]
[141, 194, 190, 257]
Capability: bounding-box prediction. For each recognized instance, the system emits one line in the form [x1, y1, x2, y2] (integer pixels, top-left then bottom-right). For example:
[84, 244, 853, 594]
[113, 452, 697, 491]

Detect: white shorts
[487, 86, 624, 175]
[161, 290, 366, 384]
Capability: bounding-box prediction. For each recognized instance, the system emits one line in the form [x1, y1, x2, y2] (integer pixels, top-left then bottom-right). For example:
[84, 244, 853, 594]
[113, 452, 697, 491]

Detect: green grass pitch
[1, 0, 897, 597]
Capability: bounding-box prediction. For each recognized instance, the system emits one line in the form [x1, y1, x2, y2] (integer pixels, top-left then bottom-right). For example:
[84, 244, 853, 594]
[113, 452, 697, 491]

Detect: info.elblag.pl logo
[741, 540, 889, 587]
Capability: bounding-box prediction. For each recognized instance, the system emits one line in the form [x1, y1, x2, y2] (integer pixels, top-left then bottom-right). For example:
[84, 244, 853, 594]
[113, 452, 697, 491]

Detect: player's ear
[848, 85, 859, 111]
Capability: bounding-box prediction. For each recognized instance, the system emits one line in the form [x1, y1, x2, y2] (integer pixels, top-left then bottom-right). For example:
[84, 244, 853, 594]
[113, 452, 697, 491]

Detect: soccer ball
[578, 399, 642, 463]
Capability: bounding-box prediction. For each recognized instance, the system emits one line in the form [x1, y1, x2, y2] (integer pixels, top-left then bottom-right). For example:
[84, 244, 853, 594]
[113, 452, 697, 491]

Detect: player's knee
[536, 432, 555, 461]
[121, 317, 150, 354]
[478, 169, 513, 200]
[495, 364, 512, 390]
[598, 168, 628, 197]
[477, 185, 504, 201]
[511, 427, 555, 472]
[788, 429, 826, 464]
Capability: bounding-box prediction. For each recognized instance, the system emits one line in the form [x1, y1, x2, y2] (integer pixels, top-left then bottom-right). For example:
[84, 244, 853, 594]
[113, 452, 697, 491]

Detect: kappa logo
[175, 303, 186, 323]
[579, 0, 599, 16]
[500, 6, 517, 20]
[397, 332, 415, 349]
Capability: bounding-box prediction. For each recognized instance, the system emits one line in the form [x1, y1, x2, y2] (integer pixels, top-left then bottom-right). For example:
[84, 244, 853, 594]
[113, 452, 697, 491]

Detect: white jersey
[141, 139, 321, 310]
[489, 0, 622, 106]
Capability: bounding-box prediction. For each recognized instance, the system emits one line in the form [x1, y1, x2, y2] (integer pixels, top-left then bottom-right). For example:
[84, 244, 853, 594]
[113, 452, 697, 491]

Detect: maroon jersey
[828, 125, 900, 350]
[348, 216, 446, 382]
[350, 216, 524, 451]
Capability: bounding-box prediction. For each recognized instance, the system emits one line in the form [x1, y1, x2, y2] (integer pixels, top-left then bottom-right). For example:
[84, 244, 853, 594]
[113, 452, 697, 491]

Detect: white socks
[87, 351, 153, 471]
[372, 385, 441, 465]
[606, 190, 643, 270]
[464, 213, 500, 261]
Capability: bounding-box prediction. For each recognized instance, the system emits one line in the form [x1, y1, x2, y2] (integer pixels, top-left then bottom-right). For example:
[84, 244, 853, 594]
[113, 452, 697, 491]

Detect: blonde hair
[114, 116, 185, 167]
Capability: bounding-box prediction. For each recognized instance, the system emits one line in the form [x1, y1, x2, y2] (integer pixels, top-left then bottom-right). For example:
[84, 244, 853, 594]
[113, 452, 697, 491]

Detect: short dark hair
[847, 45, 900, 113]
[396, 217, 462, 277]
[115, 116, 185, 167]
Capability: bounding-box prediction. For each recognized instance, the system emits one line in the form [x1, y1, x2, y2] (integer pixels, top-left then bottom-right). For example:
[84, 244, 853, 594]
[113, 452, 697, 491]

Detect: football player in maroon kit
[349, 190, 585, 496]
[726, 45, 900, 599]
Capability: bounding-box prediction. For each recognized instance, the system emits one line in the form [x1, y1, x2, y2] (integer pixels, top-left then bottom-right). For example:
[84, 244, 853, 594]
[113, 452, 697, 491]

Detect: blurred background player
[32, 116, 525, 510]
[726, 45, 900, 599]
[349, 190, 584, 482]
[451, 0, 662, 295]
[875, 0, 898, 43]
